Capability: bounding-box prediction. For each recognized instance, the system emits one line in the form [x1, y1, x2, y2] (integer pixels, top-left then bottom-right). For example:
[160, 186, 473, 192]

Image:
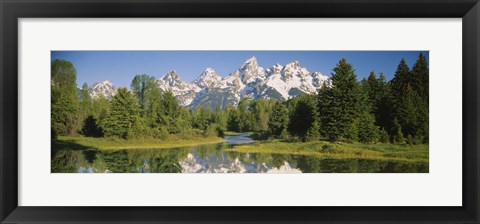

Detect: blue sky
[51, 51, 429, 88]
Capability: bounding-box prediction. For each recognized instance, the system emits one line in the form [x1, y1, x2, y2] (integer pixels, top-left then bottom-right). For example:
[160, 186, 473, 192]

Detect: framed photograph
[1, 0, 479, 223]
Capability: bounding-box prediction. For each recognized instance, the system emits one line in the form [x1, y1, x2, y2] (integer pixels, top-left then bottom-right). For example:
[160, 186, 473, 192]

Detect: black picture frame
[1, 0, 479, 223]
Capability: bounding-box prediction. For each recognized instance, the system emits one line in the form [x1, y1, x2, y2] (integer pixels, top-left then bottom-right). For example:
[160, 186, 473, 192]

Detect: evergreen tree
[288, 94, 318, 139]
[193, 106, 209, 131]
[396, 84, 420, 137]
[91, 94, 110, 128]
[379, 128, 390, 143]
[375, 73, 394, 132]
[357, 111, 379, 143]
[318, 58, 361, 142]
[237, 97, 254, 132]
[268, 101, 289, 137]
[143, 85, 162, 128]
[82, 115, 103, 137]
[392, 118, 405, 144]
[318, 82, 339, 141]
[158, 91, 191, 134]
[226, 105, 240, 132]
[390, 58, 412, 98]
[103, 88, 139, 139]
[213, 105, 227, 131]
[411, 53, 429, 143]
[390, 56, 429, 143]
[304, 120, 321, 142]
[411, 53, 429, 103]
[364, 72, 382, 109]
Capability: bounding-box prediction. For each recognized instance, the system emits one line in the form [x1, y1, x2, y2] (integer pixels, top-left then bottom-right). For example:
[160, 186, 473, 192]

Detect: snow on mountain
[238, 56, 266, 85]
[156, 70, 201, 106]
[90, 80, 116, 99]
[179, 152, 302, 173]
[157, 57, 331, 108]
[261, 60, 330, 100]
[193, 68, 222, 89]
[97, 57, 331, 108]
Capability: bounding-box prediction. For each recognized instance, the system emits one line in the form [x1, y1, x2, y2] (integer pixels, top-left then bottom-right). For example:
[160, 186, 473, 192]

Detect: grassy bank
[54, 135, 225, 151]
[228, 140, 428, 163]
[224, 131, 255, 136]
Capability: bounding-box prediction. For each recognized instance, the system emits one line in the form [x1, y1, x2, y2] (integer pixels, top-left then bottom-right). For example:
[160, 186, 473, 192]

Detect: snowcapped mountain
[238, 56, 266, 85]
[258, 60, 331, 100]
[90, 80, 116, 99]
[156, 70, 201, 106]
[193, 68, 222, 89]
[157, 57, 330, 108]
[91, 57, 331, 108]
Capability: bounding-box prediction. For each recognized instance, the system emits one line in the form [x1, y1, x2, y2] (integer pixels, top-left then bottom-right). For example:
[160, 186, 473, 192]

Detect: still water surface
[52, 134, 427, 173]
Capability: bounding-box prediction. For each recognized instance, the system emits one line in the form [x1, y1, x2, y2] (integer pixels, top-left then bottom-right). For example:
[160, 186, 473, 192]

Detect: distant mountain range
[87, 56, 331, 108]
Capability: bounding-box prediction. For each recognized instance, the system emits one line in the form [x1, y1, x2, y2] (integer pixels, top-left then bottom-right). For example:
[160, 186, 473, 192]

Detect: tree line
[51, 53, 428, 144]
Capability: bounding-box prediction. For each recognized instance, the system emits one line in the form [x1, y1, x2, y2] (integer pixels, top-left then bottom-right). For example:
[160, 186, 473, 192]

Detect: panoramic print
[51, 51, 429, 173]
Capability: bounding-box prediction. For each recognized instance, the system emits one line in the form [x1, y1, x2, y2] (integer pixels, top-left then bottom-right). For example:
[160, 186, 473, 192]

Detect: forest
[52, 53, 428, 146]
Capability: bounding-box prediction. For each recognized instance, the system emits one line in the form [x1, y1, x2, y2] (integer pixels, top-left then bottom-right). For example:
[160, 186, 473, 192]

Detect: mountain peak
[244, 56, 257, 64]
[194, 68, 222, 89]
[100, 80, 112, 85]
[284, 60, 301, 70]
[204, 67, 216, 73]
[152, 57, 330, 108]
[238, 56, 264, 84]
[90, 80, 116, 99]
[161, 70, 184, 85]
[164, 69, 179, 78]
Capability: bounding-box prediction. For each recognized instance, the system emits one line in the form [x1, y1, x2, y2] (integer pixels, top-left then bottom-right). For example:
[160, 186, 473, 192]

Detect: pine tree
[379, 128, 390, 143]
[318, 58, 361, 142]
[411, 53, 429, 143]
[226, 105, 240, 132]
[390, 57, 429, 142]
[411, 53, 429, 103]
[304, 120, 321, 142]
[288, 94, 318, 139]
[213, 105, 227, 131]
[143, 85, 162, 128]
[364, 71, 381, 110]
[390, 58, 412, 98]
[396, 84, 420, 137]
[82, 115, 103, 137]
[375, 73, 394, 133]
[392, 118, 405, 144]
[158, 91, 186, 134]
[318, 82, 339, 141]
[92, 94, 110, 128]
[193, 106, 209, 131]
[357, 111, 379, 143]
[268, 101, 289, 137]
[237, 97, 254, 132]
[103, 88, 139, 139]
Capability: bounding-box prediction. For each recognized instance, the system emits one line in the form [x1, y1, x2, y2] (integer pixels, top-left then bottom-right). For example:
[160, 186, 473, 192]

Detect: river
[51, 134, 427, 173]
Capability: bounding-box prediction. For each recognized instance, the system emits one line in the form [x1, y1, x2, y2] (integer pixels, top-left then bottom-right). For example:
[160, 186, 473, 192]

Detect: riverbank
[224, 131, 254, 136]
[228, 140, 429, 163]
[54, 135, 225, 151]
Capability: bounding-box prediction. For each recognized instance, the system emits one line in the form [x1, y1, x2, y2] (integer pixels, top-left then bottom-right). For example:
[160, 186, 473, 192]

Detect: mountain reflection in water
[51, 134, 428, 173]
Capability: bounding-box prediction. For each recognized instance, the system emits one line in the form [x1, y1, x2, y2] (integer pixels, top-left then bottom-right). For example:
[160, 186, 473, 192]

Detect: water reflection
[51, 135, 428, 173]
